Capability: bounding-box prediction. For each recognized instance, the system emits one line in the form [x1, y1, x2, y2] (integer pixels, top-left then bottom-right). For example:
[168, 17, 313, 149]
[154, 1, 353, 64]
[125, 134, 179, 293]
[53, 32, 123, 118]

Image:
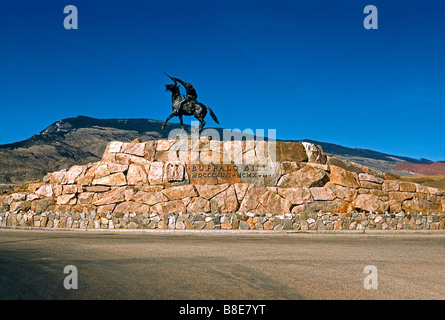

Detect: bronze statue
[162, 74, 219, 132]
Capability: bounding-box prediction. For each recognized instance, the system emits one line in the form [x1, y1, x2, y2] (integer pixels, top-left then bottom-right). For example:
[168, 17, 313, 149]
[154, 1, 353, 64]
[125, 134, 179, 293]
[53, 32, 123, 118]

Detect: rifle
[164, 73, 178, 84]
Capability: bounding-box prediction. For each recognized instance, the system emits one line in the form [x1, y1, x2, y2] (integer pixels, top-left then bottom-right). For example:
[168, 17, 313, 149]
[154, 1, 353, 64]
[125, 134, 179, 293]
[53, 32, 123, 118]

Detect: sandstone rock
[327, 184, 358, 202]
[187, 197, 211, 213]
[85, 186, 110, 192]
[114, 201, 150, 214]
[127, 163, 148, 186]
[107, 141, 123, 153]
[261, 220, 272, 230]
[31, 198, 55, 213]
[154, 150, 171, 162]
[402, 198, 440, 213]
[123, 188, 136, 201]
[310, 187, 336, 201]
[9, 193, 28, 202]
[358, 173, 383, 184]
[151, 200, 186, 214]
[221, 222, 232, 230]
[353, 194, 388, 213]
[161, 185, 198, 200]
[329, 165, 359, 188]
[277, 187, 312, 205]
[255, 141, 270, 162]
[147, 162, 164, 184]
[143, 140, 157, 161]
[301, 162, 329, 172]
[277, 165, 329, 188]
[121, 142, 146, 157]
[74, 204, 96, 214]
[358, 188, 388, 198]
[127, 221, 138, 229]
[62, 184, 78, 195]
[415, 185, 444, 196]
[52, 185, 63, 197]
[97, 204, 116, 214]
[280, 162, 300, 175]
[45, 170, 67, 184]
[9, 201, 31, 213]
[260, 190, 291, 213]
[359, 181, 382, 190]
[132, 190, 168, 206]
[199, 150, 224, 164]
[77, 166, 98, 186]
[57, 194, 77, 205]
[63, 165, 86, 184]
[247, 217, 255, 229]
[301, 142, 327, 164]
[389, 192, 414, 202]
[233, 183, 249, 202]
[399, 182, 416, 192]
[242, 148, 257, 163]
[327, 157, 364, 174]
[106, 163, 129, 174]
[94, 164, 111, 179]
[388, 200, 402, 212]
[156, 140, 176, 151]
[306, 199, 349, 214]
[334, 220, 342, 230]
[92, 172, 126, 186]
[430, 222, 439, 230]
[114, 153, 133, 165]
[239, 220, 250, 230]
[26, 194, 40, 201]
[209, 185, 239, 213]
[92, 187, 126, 205]
[239, 186, 267, 212]
[78, 192, 95, 205]
[222, 141, 244, 163]
[195, 183, 229, 200]
[35, 185, 53, 198]
[276, 142, 308, 162]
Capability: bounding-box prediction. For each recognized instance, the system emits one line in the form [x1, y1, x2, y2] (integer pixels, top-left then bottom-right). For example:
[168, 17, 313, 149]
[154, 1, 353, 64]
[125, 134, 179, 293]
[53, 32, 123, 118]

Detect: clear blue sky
[0, 0, 444, 160]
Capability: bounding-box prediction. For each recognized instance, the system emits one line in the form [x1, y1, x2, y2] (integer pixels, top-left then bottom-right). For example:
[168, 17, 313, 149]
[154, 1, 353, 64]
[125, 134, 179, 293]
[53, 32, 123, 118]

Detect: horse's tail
[205, 106, 220, 124]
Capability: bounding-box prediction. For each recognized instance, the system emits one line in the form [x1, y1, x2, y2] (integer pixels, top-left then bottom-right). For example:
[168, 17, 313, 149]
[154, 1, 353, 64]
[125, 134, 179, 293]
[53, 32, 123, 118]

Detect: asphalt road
[0, 229, 444, 300]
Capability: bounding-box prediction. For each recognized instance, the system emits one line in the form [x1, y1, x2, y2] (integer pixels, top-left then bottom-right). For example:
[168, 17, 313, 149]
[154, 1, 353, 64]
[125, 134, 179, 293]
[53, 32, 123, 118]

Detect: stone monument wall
[1, 138, 444, 230]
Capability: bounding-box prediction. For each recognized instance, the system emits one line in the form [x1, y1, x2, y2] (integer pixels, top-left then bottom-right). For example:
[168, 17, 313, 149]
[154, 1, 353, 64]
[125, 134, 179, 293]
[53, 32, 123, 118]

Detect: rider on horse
[162, 74, 219, 132]
[169, 76, 198, 113]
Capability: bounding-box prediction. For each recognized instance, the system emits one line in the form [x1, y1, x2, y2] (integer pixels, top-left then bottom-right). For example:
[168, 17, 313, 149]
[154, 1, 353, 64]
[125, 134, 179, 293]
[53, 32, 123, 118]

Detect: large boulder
[329, 165, 359, 188]
[353, 194, 388, 213]
[277, 165, 329, 188]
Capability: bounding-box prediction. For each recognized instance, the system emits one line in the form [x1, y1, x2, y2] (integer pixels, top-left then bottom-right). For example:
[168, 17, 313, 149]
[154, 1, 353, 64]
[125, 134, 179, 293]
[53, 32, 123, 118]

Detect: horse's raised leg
[179, 114, 184, 130]
[197, 117, 206, 132]
[193, 103, 207, 132]
[161, 112, 176, 130]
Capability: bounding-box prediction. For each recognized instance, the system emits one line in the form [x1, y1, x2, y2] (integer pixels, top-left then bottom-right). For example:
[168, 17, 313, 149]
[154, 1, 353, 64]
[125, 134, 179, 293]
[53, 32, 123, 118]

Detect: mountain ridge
[0, 115, 443, 190]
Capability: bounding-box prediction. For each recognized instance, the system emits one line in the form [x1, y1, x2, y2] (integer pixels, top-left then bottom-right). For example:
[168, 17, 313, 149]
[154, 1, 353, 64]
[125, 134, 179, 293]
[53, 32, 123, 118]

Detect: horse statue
[161, 75, 219, 132]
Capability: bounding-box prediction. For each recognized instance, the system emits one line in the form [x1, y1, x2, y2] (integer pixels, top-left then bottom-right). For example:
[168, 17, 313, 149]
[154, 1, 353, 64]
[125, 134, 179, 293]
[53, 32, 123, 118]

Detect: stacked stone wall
[1, 138, 444, 230]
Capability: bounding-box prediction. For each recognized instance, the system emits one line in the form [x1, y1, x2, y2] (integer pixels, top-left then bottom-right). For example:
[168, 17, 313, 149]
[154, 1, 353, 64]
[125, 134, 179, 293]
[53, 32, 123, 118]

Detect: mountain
[291, 139, 436, 175]
[0, 115, 443, 191]
[393, 161, 445, 176]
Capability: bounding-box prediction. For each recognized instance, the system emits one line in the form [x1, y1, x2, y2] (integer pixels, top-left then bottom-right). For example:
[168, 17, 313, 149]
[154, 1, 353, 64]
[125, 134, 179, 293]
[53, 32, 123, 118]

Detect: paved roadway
[0, 229, 444, 300]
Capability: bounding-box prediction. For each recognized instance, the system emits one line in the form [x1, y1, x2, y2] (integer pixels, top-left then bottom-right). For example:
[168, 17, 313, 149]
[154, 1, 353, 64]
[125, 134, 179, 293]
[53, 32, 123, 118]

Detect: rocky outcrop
[1, 137, 444, 230]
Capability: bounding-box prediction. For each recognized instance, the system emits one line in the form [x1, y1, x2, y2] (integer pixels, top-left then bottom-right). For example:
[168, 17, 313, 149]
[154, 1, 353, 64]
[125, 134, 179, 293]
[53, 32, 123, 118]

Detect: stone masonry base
[2, 210, 444, 231]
